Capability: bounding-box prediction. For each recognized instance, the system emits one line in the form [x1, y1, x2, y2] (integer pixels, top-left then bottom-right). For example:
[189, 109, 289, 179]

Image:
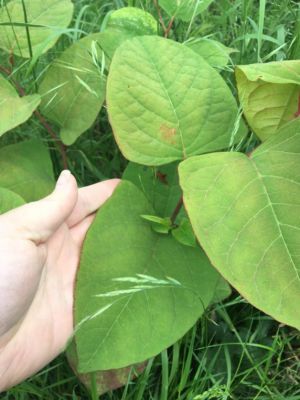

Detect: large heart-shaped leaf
[0, 0, 73, 58]
[0, 139, 54, 201]
[179, 118, 300, 330]
[236, 61, 300, 141]
[75, 181, 220, 372]
[38, 33, 110, 145]
[105, 7, 157, 36]
[0, 75, 40, 136]
[186, 38, 236, 68]
[0, 187, 25, 214]
[107, 36, 245, 166]
[159, 0, 214, 22]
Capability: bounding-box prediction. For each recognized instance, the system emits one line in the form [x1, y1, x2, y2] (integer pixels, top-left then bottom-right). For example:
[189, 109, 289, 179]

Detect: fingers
[0, 171, 78, 243]
[70, 214, 95, 248]
[67, 179, 120, 227]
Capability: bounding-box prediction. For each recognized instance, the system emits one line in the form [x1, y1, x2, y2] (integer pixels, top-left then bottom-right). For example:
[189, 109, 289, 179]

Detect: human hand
[0, 171, 119, 391]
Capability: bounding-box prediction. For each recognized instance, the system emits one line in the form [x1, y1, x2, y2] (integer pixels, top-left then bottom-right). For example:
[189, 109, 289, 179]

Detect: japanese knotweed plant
[0, 0, 300, 394]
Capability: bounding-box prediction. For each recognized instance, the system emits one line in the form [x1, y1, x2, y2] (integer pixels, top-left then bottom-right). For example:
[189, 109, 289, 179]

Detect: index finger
[66, 179, 120, 228]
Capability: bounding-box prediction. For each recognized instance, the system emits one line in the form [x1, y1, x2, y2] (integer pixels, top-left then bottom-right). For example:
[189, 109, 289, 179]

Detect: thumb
[0, 170, 78, 243]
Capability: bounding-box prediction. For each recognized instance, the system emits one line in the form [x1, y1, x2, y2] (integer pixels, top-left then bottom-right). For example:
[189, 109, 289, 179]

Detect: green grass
[1, 0, 300, 399]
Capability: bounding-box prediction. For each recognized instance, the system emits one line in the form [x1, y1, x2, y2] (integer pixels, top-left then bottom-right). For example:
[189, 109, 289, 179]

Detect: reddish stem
[170, 196, 183, 225]
[164, 16, 175, 38]
[153, 0, 167, 32]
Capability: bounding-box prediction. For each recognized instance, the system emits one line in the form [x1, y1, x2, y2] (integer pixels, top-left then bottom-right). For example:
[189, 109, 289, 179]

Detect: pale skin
[0, 171, 120, 391]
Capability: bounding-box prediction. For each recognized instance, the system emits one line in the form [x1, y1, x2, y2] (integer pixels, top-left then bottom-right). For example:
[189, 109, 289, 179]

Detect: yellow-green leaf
[236, 61, 300, 141]
[107, 36, 245, 166]
[186, 38, 237, 68]
[0, 187, 25, 214]
[39, 33, 113, 145]
[0, 139, 54, 201]
[179, 118, 300, 330]
[0, 75, 40, 136]
[0, 0, 73, 58]
[159, 0, 214, 22]
[106, 7, 157, 36]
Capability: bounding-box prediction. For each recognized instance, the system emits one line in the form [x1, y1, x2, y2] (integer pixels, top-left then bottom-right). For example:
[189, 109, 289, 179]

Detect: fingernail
[56, 170, 71, 187]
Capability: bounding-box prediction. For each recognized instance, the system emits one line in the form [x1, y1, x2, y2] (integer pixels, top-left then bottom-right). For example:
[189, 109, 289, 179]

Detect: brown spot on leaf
[67, 342, 147, 396]
[156, 170, 168, 185]
[160, 124, 177, 144]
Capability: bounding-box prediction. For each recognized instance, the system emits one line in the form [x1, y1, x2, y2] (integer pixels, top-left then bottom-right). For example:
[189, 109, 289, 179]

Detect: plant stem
[170, 196, 183, 225]
[0, 65, 68, 169]
[34, 111, 68, 169]
[164, 16, 175, 38]
[153, 0, 167, 32]
[90, 372, 98, 400]
[153, 0, 175, 38]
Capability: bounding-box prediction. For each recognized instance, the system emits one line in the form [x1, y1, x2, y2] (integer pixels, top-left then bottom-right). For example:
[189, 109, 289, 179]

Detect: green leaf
[186, 38, 237, 68]
[123, 161, 230, 295]
[39, 33, 114, 145]
[123, 162, 183, 217]
[107, 36, 245, 166]
[106, 7, 157, 36]
[159, 0, 214, 22]
[75, 181, 220, 372]
[0, 75, 40, 136]
[172, 217, 196, 247]
[236, 61, 300, 141]
[179, 118, 300, 330]
[0, 139, 55, 201]
[67, 341, 146, 396]
[0, 0, 74, 58]
[210, 275, 231, 304]
[0, 187, 25, 214]
[141, 214, 172, 234]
